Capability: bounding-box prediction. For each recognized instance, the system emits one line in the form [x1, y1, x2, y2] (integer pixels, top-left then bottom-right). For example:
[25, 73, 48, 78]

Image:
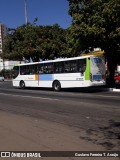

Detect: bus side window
[70, 60, 77, 72]
[65, 60, 78, 73]
[28, 65, 36, 75]
[48, 63, 54, 73]
[37, 64, 44, 74]
[54, 62, 64, 73]
[44, 63, 54, 74]
[78, 59, 86, 72]
[20, 66, 26, 75]
[65, 61, 71, 73]
[43, 64, 48, 74]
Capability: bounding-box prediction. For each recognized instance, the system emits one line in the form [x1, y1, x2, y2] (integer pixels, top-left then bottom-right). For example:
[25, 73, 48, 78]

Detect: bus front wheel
[20, 81, 25, 89]
[53, 81, 61, 91]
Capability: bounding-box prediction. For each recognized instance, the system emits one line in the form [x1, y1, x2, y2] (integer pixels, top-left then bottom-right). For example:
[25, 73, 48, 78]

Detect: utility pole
[1, 24, 5, 76]
[24, 0, 28, 24]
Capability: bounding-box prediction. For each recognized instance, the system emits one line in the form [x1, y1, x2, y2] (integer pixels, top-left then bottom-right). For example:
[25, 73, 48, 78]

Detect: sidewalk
[109, 88, 120, 92]
[107, 84, 120, 92]
[1, 111, 115, 160]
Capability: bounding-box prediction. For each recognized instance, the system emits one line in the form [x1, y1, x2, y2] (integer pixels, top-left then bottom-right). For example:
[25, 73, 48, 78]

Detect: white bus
[12, 54, 106, 91]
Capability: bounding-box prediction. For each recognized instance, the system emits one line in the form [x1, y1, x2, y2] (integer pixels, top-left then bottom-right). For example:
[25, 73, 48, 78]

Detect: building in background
[0, 60, 24, 71]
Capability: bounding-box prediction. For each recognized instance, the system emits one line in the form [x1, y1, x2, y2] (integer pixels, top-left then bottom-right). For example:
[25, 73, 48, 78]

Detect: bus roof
[82, 51, 104, 56]
[16, 54, 102, 66]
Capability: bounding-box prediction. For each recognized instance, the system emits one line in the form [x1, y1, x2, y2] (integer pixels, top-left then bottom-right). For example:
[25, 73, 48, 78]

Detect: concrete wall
[0, 60, 24, 71]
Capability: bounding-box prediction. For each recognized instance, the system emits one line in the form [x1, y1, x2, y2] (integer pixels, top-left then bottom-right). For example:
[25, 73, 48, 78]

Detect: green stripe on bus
[85, 58, 90, 80]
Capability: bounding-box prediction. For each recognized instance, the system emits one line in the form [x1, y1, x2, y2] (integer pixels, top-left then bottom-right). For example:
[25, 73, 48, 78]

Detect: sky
[0, 0, 72, 29]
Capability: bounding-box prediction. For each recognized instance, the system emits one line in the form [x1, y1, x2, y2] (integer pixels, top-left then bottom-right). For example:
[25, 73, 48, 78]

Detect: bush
[0, 69, 13, 79]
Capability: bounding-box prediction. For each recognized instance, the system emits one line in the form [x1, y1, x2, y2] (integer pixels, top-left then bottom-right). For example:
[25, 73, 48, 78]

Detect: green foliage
[67, 0, 120, 85]
[67, 0, 120, 54]
[0, 69, 13, 79]
[3, 23, 67, 62]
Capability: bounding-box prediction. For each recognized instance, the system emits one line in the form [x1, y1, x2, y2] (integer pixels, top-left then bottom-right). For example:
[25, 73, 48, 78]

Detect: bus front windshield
[13, 66, 19, 79]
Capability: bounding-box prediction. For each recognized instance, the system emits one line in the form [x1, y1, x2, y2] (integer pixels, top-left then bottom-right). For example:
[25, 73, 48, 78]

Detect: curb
[109, 88, 120, 92]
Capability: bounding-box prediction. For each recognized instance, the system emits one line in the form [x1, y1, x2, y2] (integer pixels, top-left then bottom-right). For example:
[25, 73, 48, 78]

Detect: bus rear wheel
[53, 81, 61, 91]
[20, 81, 25, 89]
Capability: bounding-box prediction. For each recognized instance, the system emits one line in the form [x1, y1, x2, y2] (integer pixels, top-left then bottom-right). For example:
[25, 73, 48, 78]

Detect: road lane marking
[0, 92, 60, 101]
[0, 91, 119, 101]
[96, 95, 120, 98]
[55, 92, 120, 99]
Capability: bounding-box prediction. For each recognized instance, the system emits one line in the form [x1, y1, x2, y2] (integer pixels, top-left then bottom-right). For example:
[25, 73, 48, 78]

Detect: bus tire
[20, 80, 25, 89]
[53, 80, 61, 91]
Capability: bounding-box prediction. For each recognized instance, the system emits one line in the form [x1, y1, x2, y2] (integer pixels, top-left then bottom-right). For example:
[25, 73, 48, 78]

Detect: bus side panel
[37, 73, 90, 88]
[39, 74, 53, 81]
[13, 79, 20, 87]
[38, 74, 53, 87]
[53, 73, 91, 88]
[13, 74, 54, 88]
[60, 80, 92, 88]
[13, 75, 39, 87]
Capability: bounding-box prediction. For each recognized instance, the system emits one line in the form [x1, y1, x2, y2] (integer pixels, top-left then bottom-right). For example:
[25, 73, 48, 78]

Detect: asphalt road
[0, 81, 120, 158]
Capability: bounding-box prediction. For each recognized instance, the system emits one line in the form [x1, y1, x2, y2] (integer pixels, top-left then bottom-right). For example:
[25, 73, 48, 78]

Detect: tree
[67, 0, 120, 86]
[3, 23, 67, 62]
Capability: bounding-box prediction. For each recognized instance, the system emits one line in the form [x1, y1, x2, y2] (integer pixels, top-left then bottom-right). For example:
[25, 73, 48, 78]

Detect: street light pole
[24, 0, 28, 24]
[1, 24, 5, 76]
